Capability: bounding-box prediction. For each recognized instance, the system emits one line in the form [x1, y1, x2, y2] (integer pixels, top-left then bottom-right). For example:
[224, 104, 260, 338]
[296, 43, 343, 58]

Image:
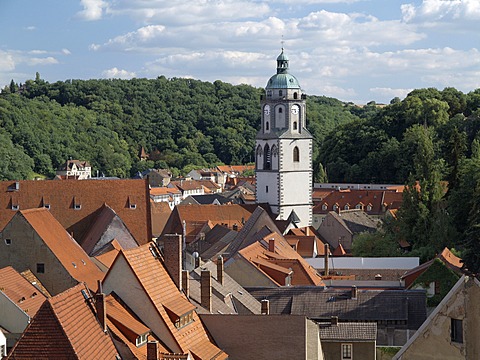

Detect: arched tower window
[278, 107, 283, 113]
[293, 146, 300, 162]
[294, 92, 298, 99]
[271, 145, 278, 170]
[293, 122, 297, 130]
[256, 145, 263, 169]
[279, 90, 283, 97]
[265, 122, 269, 131]
[264, 144, 271, 170]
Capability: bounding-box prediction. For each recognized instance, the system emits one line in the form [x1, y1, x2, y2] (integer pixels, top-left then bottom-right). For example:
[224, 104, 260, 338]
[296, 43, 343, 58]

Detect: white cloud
[101, 67, 136, 79]
[402, 0, 480, 23]
[108, 0, 270, 25]
[0, 51, 16, 72]
[29, 50, 48, 55]
[62, 49, 72, 55]
[28, 57, 59, 66]
[77, 0, 108, 21]
[25, 26, 36, 31]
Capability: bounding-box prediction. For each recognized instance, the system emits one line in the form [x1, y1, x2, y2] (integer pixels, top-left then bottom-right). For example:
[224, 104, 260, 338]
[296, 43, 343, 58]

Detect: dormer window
[73, 197, 81, 210]
[367, 204, 372, 211]
[136, 333, 148, 347]
[322, 204, 327, 211]
[344, 204, 350, 210]
[333, 204, 338, 211]
[11, 204, 19, 211]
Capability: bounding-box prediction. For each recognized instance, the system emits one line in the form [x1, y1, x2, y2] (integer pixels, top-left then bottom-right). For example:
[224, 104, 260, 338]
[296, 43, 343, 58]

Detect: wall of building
[321, 341, 375, 360]
[306, 318, 324, 360]
[0, 216, 78, 296]
[225, 256, 277, 288]
[317, 214, 353, 250]
[102, 255, 180, 353]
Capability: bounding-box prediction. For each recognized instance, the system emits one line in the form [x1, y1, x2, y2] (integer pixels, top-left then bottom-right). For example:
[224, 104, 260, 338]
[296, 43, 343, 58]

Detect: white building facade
[255, 49, 313, 227]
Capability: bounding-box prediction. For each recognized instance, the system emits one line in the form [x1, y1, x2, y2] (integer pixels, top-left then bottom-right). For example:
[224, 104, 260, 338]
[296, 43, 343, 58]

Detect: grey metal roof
[306, 257, 420, 270]
[246, 286, 426, 329]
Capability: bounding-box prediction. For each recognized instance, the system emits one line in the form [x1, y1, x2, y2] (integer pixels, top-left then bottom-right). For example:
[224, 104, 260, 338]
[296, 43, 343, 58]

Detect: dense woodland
[1, 75, 480, 272]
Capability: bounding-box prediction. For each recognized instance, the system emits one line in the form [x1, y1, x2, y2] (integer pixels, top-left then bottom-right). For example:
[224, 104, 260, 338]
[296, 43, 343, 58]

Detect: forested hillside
[2, 76, 480, 271]
[1, 75, 357, 180]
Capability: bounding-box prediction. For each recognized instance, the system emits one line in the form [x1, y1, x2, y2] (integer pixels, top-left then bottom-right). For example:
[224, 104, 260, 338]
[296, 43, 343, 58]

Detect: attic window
[367, 205, 372, 211]
[136, 333, 148, 347]
[44, 204, 51, 209]
[174, 310, 194, 329]
[322, 204, 327, 211]
[36, 263, 45, 274]
[11, 204, 19, 211]
[73, 197, 81, 210]
[451, 318, 463, 343]
[129, 196, 137, 209]
[344, 204, 349, 210]
[5, 239, 11, 245]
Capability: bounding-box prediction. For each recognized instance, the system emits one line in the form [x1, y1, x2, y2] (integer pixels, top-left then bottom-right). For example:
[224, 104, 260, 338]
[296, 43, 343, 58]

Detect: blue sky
[1, 0, 480, 104]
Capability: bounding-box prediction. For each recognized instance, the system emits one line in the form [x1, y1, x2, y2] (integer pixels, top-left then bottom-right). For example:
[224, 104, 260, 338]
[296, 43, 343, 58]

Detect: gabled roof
[0, 179, 151, 245]
[17, 208, 105, 292]
[105, 244, 227, 359]
[247, 286, 426, 329]
[7, 283, 118, 359]
[236, 231, 323, 286]
[188, 261, 261, 315]
[318, 322, 377, 341]
[0, 266, 47, 318]
[150, 200, 172, 238]
[58, 159, 91, 171]
[161, 203, 257, 244]
[81, 204, 139, 256]
[216, 165, 254, 175]
[187, 224, 237, 261]
[327, 210, 381, 234]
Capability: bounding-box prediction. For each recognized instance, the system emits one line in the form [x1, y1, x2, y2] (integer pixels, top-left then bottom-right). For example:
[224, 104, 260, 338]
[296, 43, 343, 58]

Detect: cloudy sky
[1, 0, 480, 104]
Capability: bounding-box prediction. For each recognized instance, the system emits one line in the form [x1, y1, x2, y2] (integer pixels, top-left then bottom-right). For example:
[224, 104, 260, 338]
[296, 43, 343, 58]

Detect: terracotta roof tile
[0, 266, 47, 318]
[110, 244, 227, 359]
[0, 179, 151, 245]
[7, 283, 118, 359]
[19, 208, 105, 292]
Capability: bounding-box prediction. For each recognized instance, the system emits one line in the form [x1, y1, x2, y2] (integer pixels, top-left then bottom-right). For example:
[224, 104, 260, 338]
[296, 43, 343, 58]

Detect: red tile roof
[7, 283, 118, 359]
[313, 189, 403, 215]
[105, 244, 228, 359]
[0, 266, 47, 317]
[0, 179, 151, 245]
[19, 208, 105, 292]
[161, 204, 256, 244]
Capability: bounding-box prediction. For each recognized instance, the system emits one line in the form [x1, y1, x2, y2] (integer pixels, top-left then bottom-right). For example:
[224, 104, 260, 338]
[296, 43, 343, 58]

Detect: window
[36, 263, 45, 274]
[264, 144, 271, 170]
[11, 204, 19, 211]
[74, 204, 82, 210]
[294, 92, 298, 99]
[136, 333, 148, 347]
[130, 204, 137, 209]
[265, 121, 269, 131]
[5, 238, 11, 245]
[341, 344, 352, 360]
[278, 107, 283, 113]
[293, 146, 300, 162]
[293, 121, 297, 130]
[279, 90, 283, 97]
[451, 318, 463, 343]
[266, 186, 269, 193]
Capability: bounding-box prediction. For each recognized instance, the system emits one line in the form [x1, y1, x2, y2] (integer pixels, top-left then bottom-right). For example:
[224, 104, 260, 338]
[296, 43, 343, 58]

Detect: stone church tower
[255, 48, 313, 227]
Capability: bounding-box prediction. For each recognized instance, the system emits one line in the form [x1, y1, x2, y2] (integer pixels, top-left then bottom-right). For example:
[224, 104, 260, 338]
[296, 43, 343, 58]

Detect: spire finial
[281, 35, 284, 51]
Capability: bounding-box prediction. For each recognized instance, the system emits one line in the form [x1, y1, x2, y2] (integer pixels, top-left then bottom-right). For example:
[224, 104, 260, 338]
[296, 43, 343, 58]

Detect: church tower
[255, 48, 313, 227]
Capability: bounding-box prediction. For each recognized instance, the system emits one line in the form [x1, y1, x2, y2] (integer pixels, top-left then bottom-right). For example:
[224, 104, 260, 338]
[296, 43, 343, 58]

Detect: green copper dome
[266, 49, 301, 89]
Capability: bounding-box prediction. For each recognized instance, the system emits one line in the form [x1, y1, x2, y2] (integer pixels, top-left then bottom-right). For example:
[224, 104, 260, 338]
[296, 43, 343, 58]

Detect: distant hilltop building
[255, 48, 313, 228]
[56, 159, 91, 179]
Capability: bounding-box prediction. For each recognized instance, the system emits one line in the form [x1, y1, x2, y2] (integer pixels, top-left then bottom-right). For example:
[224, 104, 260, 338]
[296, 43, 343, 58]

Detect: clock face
[263, 105, 270, 115]
[291, 105, 299, 115]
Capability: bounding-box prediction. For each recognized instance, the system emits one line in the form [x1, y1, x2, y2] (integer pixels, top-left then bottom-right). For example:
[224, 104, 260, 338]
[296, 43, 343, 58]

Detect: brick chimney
[268, 238, 275, 252]
[147, 341, 159, 360]
[182, 270, 189, 298]
[95, 284, 107, 333]
[261, 299, 270, 315]
[163, 234, 182, 290]
[217, 255, 224, 286]
[331, 316, 339, 326]
[201, 269, 212, 312]
[324, 243, 330, 276]
[351, 285, 358, 299]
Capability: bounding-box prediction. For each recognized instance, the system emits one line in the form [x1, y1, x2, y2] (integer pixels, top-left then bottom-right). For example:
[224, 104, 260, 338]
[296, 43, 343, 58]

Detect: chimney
[306, 227, 310, 236]
[217, 255, 224, 286]
[261, 299, 270, 315]
[163, 234, 182, 290]
[201, 269, 212, 312]
[351, 285, 358, 299]
[147, 341, 159, 360]
[268, 238, 275, 252]
[324, 243, 330, 276]
[182, 270, 189, 298]
[95, 285, 107, 333]
[331, 316, 338, 326]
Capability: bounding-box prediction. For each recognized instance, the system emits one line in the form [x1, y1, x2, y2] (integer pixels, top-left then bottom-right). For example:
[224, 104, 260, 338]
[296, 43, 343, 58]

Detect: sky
[1, 0, 480, 104]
